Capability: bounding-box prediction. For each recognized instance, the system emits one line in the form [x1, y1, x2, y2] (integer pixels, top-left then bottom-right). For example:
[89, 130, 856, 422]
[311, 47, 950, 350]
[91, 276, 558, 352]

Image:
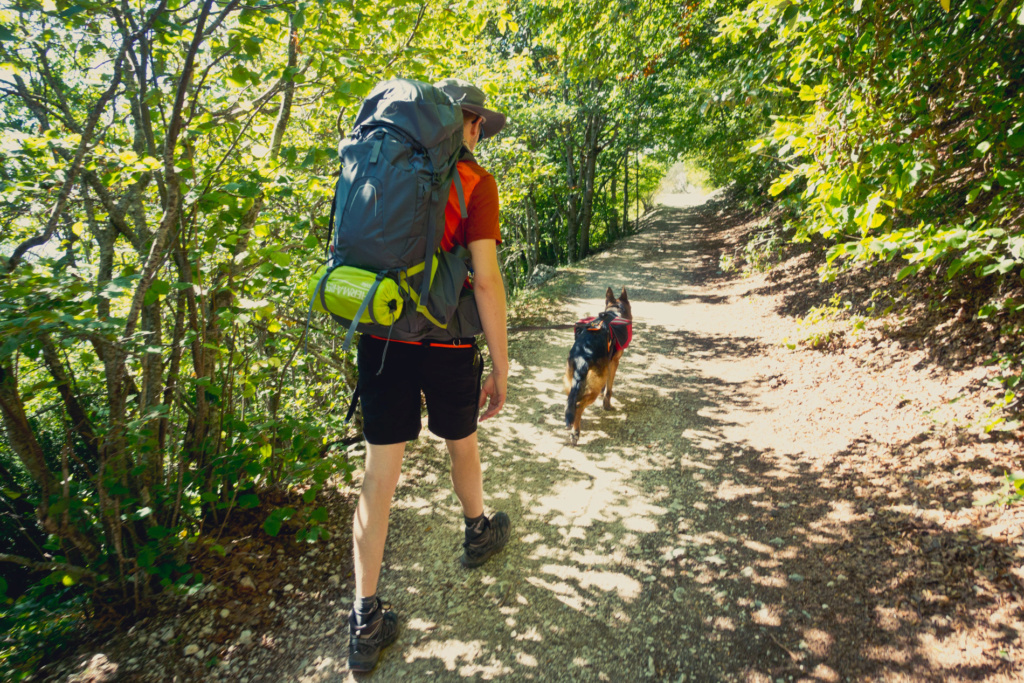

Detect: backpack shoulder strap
[327, 170, 346, 258]
[416, 163, 465, 315]
[453, 168, 468, 219]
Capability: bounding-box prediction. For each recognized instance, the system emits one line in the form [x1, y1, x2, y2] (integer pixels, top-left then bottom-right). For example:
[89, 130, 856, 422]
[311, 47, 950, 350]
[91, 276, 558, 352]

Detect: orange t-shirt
[442, 154, 502, 252]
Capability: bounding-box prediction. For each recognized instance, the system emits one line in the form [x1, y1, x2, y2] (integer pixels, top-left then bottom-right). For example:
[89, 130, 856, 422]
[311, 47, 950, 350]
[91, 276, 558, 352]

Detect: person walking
[347, 78, 512, 673]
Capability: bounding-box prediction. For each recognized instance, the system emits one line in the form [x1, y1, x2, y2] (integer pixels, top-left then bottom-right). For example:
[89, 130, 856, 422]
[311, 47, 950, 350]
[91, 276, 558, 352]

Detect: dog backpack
[574, 315, 632, 352]
[306, 78, 471, 351]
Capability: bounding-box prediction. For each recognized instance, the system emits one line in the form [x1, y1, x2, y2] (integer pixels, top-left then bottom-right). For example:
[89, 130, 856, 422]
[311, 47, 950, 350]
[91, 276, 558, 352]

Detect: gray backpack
[310, 78, 480, 351]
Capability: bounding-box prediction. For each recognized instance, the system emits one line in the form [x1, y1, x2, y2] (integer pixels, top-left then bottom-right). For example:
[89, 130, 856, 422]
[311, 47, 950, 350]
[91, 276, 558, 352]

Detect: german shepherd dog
[564, 287, 632, 446]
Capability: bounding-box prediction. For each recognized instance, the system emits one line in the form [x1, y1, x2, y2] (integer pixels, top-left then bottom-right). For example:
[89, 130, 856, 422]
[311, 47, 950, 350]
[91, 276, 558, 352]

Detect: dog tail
[565, 356, 590, 428]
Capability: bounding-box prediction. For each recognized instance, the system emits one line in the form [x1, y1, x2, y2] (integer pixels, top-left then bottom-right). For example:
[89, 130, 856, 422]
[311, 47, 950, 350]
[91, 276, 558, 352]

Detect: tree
[0, 0, 481, 618]
[462, 0, 681, 288]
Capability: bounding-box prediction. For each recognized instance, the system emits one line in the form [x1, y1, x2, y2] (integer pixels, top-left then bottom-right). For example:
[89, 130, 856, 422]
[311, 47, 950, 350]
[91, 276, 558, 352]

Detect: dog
[564, 287, 632, 446]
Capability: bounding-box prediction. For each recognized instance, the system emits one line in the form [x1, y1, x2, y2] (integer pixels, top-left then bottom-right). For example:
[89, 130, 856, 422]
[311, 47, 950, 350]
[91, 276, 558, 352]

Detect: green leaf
[268, 250, 291, 267]
[907, 162, 923, 186]
[947, 258, 965, 278]
[137, 545, 157, 568]
[239, 493, 260, 508]
[351, 79, 374, 98]
[263, 507, 295, 537]
[897, 265, 919, 281]
[1007, 128, 1024, 150]
[147, 525, 170, 540]
[227, 65, 250, 88]
[59, 3, 89, 19]
[263, 515, 283, 537]
[0, 336, 21, 360]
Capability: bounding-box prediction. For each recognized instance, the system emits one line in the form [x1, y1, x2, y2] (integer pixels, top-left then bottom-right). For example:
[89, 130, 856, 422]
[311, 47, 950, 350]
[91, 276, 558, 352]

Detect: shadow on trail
[358, 197, 1021, 682]
[706, 193, 1015, 387]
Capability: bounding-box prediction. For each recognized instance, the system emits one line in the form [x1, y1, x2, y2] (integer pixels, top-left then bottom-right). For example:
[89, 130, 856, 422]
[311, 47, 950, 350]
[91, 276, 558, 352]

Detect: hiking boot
[461, 511, 511, 568]
[347, 599, 398, 673]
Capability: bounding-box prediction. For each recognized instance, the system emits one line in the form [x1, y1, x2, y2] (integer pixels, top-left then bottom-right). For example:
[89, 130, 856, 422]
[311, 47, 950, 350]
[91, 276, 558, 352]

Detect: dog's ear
[619, 287, 629, 301]
[605, 287, 615, 304]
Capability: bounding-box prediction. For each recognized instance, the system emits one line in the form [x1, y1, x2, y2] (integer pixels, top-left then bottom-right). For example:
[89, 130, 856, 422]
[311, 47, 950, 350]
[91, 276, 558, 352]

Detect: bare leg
[446, 433, 484, 519]
[352, 441, 406, 598]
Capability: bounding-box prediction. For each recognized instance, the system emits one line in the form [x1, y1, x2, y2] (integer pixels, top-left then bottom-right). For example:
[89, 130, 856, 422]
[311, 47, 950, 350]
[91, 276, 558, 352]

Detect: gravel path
[56, 189, 1024, 682]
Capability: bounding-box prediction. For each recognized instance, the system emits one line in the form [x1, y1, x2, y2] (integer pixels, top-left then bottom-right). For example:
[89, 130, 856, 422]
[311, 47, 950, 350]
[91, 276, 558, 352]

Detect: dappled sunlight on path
[317, 189, 1024, 682]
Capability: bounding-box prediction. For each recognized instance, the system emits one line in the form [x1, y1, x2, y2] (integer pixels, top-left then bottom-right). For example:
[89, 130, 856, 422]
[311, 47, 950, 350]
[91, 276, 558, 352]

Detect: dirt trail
[57, 190, 1023, 682]
[310, 188, 1022, 682]
[356, 190, 1023, 683]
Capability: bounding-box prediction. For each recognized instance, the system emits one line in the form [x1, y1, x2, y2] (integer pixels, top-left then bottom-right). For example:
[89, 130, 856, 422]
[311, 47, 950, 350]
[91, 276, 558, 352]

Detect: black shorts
[356, 335, 483, 445]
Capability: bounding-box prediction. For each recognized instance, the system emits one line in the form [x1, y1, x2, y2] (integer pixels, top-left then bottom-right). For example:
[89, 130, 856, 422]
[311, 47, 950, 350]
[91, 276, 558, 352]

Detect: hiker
[347, 78, 512, 673]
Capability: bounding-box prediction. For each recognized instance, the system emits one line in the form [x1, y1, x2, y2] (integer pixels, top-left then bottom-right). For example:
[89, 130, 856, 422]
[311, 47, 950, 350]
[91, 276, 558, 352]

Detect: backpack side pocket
[448, 289, 483, 338]
[424, 249, 469, 328]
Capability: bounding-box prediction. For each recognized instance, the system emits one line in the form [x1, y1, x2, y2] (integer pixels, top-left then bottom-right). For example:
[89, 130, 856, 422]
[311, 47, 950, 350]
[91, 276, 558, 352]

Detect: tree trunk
[562, 124, 580, 263]
[160, 289, 187, 455]
[577, 114, 603, 260]
[623, 149, 630, 235]
[0, 360, 98, 563]
[40, 334, 100, 466]
[139, 299, 164, 497]
[0, 361, 57, 510]
[635, 149, 641, 230]
[525, 192, 540, 273]
[609, 167, 619, 240]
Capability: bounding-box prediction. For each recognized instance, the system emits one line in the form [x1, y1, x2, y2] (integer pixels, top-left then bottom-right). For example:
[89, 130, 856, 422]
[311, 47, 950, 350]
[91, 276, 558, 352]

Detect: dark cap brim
[461, 103, 507, 139]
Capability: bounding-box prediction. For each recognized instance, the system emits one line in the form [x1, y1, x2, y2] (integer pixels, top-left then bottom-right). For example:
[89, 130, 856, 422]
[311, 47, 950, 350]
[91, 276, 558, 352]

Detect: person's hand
[478, 368, 507, 421]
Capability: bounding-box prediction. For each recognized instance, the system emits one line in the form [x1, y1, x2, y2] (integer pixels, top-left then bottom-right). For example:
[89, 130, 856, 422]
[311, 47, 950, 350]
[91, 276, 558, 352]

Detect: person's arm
[467, 238, 508, 421]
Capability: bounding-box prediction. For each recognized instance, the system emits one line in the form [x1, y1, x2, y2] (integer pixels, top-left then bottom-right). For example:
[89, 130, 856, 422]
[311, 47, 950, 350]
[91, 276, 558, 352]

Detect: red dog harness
[574, 315, 632, 353]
